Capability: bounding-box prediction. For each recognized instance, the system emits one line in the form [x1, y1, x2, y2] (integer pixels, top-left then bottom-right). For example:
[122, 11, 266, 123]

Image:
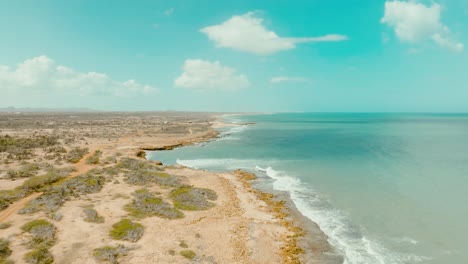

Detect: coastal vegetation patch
[124, 188, 183, 219]
[0, 238, 12, 262]
[83, 208, 105, 223]
[179, 250, 196, 260]
[65, 147, 89, 163]
[118, 158, 181, 187]
[169, 185, 217, 211]
[0, 135, 58, 160]
[21, 219, 57, 264]
[19, 172, 106, 217]
[93, 244, 134, 264]
[86, 150, 102, 165]
[109, 219, 144, 242]
[0, 167, 75, 212]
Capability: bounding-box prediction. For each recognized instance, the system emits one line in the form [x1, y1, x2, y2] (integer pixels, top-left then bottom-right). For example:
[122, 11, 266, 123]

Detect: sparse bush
[83, 208, 104, 223]
[170, 186, 217, 211]
[109, 219, 144, 242]
[124, 189, 183, 219]
[5, 162, 40, 179]
[93, 245, 133, 264]
[118, 160, 181, 187]
[65, 147, 89, 163]
[21, 170, 64, 192]
[0, 135, 58, 160]
[20, 173, 106, 215]
[179, 241, 188, 248]
[21, 219, 56, 248]
[86, 150, 102, 165]
[179, 250, 196, 260]
[0, 188, 28, 211]
[0, 223, 11, 230]
[0, 238, 12, 259]
[24, 245, 54, 264]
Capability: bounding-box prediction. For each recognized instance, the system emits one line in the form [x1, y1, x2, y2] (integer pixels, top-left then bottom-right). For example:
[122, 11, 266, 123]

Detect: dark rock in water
[135, 150, 146, 158]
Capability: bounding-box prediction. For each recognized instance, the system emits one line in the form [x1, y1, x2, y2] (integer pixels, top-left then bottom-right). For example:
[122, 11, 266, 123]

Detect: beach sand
[0, 112, 336, 263]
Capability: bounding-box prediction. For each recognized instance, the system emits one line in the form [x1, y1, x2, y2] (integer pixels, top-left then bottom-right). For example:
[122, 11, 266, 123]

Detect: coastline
[0, 112, 337, 263]
[146, 115, 340, 263]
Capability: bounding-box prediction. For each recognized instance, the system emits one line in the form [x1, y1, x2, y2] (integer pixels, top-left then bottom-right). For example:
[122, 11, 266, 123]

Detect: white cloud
[270, 76, 312, 84]
[381, 1, 463, 52]
[200, 12, 348, 55]
[174, 59, 249, 91]
[0, 55, 156, 96]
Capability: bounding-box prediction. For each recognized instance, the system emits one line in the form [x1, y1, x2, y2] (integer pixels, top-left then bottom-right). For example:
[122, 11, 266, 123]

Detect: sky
[1, 0, 467, 112]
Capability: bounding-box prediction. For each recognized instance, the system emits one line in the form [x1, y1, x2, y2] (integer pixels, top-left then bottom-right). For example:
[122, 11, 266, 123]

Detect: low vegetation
[93, 245, 134, 264]
[109, 219, 144, 242]
[118, 158, 182, 187]
[0, 223, 11, 230]
[24, 245, 54, 264]
[21, 219, 57, 264]
[83, 208, 104, 223]
[0, 135, 58, 160]
[179, 250, 196, 260]
[124, 189, 183, 219]
[0, 238, 12, 261]
[170, 185, 217, 211]
[65, 147, 89, 163]
[5, 162, 40, 179]
[86, 150, 102, 165]
[19, 172, 106, 216]
[21, 219, 57, 248]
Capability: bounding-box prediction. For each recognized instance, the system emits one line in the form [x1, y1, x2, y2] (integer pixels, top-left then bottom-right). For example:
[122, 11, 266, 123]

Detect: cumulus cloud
[174, 59, 249, 91]
[0, 55, 156, 96]
[200, 12, 348, 55]
[270, 76, 312, 84]
[381, 1, 463, 52]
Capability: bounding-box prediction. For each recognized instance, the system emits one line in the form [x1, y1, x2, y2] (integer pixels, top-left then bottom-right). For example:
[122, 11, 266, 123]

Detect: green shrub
[124, 189, 183, 219]
[0, 238, 12, 259]
[0, 189, 28, 211]
[123, 166, 181, 187]
[5, 162, 40, 179]
[179, 250, 196, 260]
[170, 186, 217, 211]
[24, 245, 54, 264]
[21, 219, 56, 247]
[21, 171, 64, 192]
[65, 147, 89, 163]
[19, 173, 106, 215]
[179, 241, 188, 248]
[83, 208, 104, 223]
[93, 245, 132, 264]
[0, 223, 11, 230]
[109, 219, 144, 242]
[86, 150, 102, 165]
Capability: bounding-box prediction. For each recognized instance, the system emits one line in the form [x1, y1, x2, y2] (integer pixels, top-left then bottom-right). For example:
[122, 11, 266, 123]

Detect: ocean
[147, 113, 468, 264]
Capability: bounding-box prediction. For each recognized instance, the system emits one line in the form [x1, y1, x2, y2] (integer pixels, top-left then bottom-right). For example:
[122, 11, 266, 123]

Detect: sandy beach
[0, 112, 335, 264]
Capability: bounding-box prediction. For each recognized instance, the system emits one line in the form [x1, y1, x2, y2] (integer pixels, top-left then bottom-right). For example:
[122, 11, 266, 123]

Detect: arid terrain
[0, 112, 332, 264]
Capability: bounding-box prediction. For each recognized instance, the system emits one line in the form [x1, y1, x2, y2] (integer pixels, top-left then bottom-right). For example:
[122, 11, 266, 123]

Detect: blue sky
[1, 0, 467, 112]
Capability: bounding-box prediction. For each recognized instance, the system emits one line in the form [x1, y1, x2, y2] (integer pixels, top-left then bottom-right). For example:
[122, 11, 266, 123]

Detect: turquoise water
[148, 113, 468, 264]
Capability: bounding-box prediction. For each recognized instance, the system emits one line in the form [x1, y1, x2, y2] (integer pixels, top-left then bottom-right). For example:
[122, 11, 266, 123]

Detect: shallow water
[148, 113, 468, 264]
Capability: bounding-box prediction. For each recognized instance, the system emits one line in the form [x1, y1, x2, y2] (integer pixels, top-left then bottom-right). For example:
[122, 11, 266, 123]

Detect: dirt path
[0, 146, 103, 223]
[0, 192, 42, 222]
[69, 146, 100, 177]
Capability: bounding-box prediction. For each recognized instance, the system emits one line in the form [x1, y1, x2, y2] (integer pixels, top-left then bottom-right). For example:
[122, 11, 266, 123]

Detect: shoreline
[0, 112, 338, 263]
[145, 115, 341, 263]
